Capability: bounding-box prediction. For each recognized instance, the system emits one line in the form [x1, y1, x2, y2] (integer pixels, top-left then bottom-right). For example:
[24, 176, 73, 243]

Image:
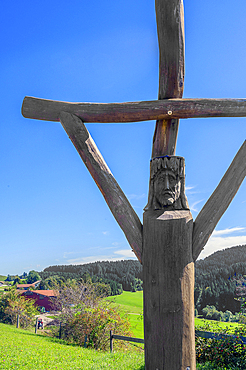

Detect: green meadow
[0, 322, 226, 370]
[195, 317, 241, 334]
[0, 291, 239, 369]
[106, 291, 144, 338]
[0, 323, 144, 370]
[107, 291, 242, 339]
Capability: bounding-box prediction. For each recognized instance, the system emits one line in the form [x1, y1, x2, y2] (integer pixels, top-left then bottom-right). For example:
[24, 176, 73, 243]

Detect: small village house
[19, 289, 57, 311]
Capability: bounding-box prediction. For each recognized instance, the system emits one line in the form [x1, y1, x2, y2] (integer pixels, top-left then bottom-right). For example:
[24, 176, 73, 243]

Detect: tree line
[40, 259, 143, 294]
[195, 245, 246, 314]
[5, 244, 246, 313]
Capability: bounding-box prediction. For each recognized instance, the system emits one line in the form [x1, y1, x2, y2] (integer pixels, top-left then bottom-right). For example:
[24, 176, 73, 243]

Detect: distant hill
[195, 245, 246, 313]
[0, 275, 7, 281]
[39, 244, 246, 308]
[196, 244, 246, 270]
[40, 259, 143, 293]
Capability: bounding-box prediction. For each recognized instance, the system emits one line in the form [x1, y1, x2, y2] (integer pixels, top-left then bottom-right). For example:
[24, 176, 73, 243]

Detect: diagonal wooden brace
[193, 140, 246, 261]
[59, 111, 143, 263]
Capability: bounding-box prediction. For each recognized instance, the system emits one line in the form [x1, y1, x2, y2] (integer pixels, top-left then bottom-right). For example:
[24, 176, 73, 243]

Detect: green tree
[26, 270, 41, 284]
[0, 288, 38, 327]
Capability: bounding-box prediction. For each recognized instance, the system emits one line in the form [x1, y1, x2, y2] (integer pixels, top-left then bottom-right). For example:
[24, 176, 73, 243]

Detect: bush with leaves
[61, 302, 132, 351]
[51, 281, 133, 351]
[0, 288, 38, 327]
[196, 336, 246, 369]
[201, 305, 241, 322]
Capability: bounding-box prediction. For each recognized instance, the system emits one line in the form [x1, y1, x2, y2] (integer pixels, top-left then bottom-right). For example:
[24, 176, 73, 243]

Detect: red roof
[32, 290, 58, 297]
[16, 280, 41, 289]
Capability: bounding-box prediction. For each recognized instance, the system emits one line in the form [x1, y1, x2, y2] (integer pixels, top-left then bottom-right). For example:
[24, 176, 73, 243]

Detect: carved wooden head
[145, 156, 189, 211]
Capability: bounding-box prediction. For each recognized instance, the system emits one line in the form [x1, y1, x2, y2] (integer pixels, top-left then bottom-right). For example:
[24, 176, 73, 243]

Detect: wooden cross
[22, 0, 246, 369]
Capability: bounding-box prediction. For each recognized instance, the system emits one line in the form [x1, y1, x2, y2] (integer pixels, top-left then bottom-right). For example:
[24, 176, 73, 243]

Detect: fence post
[16, 314, 19, 328]
[59, 322, 62, 339]
[110, 330, 113, 353]
[84, 335, 87, 348]
[35, 318, 38, 334]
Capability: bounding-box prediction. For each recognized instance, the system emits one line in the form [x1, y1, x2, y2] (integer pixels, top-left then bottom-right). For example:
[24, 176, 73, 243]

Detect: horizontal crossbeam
[22, 96, 246, 123]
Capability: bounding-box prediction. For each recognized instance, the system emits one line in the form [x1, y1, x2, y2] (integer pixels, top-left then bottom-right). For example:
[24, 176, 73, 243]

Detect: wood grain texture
[143, 210, 195, 369]
[152, 0, 185, 157]
[193, 141, 246, 261]
[59, 111, 143, 263]
[22, 96, 246, 123]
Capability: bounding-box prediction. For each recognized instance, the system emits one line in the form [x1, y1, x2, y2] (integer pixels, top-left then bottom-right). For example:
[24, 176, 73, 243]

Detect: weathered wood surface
[59, 111, 143, 263]
[193, 140, 246, 261]
[111, 334, 145, 344]
[22, 96, 246, 123]
[152, 0, 185, 157]
[143, 210, 195, 370]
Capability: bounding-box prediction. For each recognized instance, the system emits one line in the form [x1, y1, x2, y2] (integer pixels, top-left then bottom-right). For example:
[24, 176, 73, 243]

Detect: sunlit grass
[106, 291, 143, 338]
[106, 291, 143, 314]
[195, 317, 241, 334]
[0, 323, 144, 370]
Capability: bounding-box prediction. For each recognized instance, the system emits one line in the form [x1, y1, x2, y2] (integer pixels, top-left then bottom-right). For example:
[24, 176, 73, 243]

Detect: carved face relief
[144, 156, 189, 211]
[153, 169, 181, 207]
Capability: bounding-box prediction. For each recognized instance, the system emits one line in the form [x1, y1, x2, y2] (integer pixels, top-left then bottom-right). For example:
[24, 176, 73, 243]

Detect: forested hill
[40, 260, 143, 293]
[40, 245, 246, 308]
[195, 245, 246, 314]
[196, 244, 246, 271]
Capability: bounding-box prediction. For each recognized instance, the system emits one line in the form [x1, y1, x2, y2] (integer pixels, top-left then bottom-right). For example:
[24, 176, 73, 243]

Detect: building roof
[16, 280, 41, 289]
[18, 289, 58, 297]
[33, 290, 58, 297]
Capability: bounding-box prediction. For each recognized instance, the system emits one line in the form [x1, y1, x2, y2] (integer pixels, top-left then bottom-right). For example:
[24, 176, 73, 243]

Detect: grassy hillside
[107, 291, 242, 339]
[0, 323, 223, 370]
[107, 291, 144, 338]
[107, 291, 143, 314]
[0, 323, 144, 370]
[0, 275, 6, 281]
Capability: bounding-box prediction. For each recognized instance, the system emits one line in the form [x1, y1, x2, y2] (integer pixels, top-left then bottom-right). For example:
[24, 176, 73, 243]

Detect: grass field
[0, 290, 235, 369]
[0, 323, 223, 370]
[107, 291, 242, 339]
[106, 291, 144, 338]
[195, 317, 241, 334]
[0, 323, 145, 370]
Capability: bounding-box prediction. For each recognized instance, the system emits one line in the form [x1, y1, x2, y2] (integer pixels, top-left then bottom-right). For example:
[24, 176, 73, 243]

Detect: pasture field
[107, 291, 242, 338]
[0, 290, 236, 370]
[195, 318, 241, 334]
[0, 323, 144, 370]
[0, 323, 226, 370]
[106, 291, 144, 338]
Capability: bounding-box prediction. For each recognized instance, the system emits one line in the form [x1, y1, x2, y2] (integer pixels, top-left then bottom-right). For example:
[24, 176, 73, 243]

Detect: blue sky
[1, 0, 245, 276]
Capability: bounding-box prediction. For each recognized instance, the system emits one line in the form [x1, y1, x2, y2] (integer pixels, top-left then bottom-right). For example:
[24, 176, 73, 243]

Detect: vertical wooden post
[59, 322, 62, 339]
[35, 317, 38, 334]
[143, 1, 195, 367]
[84, 334, 88, 348]
[16, 314, 20, 328]
[143, 210, 195, 369]
[110, 330, 113, 353]
[152, 0, 185, 157]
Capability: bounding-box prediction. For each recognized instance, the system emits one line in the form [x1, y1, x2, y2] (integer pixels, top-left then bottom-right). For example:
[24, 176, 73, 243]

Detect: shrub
[51, 281, 133, 351]
[0, 288, 38, 327]
[60, 302, 133, 351]
[196, 335, 246, 369]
